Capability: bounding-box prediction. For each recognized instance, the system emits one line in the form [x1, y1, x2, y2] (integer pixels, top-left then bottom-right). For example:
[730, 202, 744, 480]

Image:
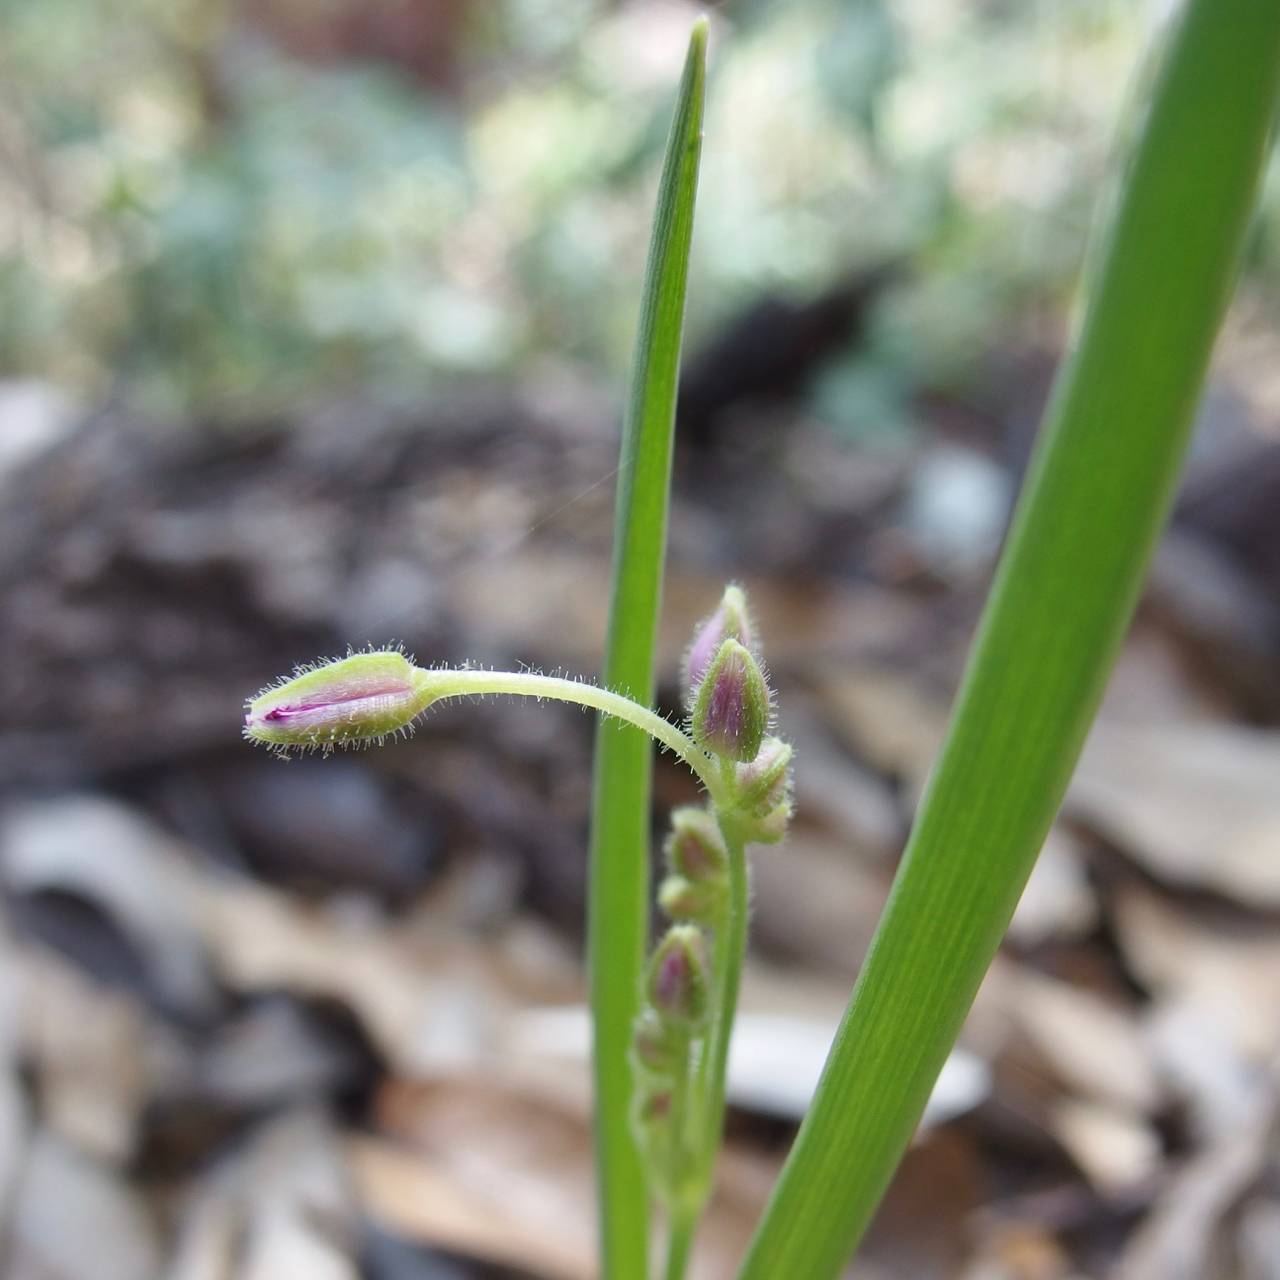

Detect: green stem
[662, 1039, 697, 1280]
[663, 1204, 697, 1280]
[738, 1, 1280, 1274]
[665, 1029, 694, 1199]
[672, 813, 749, 1252]
[417, 667, 725, 801]
[698, 825, 749, 1179]
[590, 21, 707, 1275]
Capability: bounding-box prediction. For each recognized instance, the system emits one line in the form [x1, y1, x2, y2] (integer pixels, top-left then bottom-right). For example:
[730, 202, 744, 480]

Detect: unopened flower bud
[244, 649, 438, 754]
[631, 1083, 675, 1188]
[634, 1087, 673, 1126]
[658, 873, 725, 922]
[691, 639, 770, 763]
[749, 800, 793, 845]
[664, 806, 728, 882]
[631, 1006, 684, 1077]
[735, 736, 793, 816]
[684, 585, 756, 708]
[647, 925, 710, 1028]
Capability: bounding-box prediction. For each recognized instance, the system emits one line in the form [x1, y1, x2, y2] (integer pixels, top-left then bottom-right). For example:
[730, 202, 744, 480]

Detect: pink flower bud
[664, 806, 728, 882]
[690, 638, 771, 763]
[647, 925, 710, 1028]
[244, 649, 438, 755]
[683, 584, 756, 709]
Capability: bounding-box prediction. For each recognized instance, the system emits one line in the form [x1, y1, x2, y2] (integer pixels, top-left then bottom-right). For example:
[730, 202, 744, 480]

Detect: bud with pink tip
[683, 584, 756, 709]
[647, 925, 711, 1028]
[244, 649, 438, 754]
[664, 806, 728, 882]
[690, 638, 770, 762]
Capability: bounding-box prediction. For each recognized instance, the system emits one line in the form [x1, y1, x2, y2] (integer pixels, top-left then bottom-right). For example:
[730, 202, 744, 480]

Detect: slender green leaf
[740, 3, 1280, 1275]
[588, 21, 707, 1278]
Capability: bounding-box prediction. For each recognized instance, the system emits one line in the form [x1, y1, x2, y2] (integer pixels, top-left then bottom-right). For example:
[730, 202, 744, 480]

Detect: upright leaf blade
[589, 21, 707, 1278]
[740, 2, 1280, 1275]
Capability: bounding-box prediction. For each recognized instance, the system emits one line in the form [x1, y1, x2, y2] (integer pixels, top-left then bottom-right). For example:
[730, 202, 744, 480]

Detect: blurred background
[3, 0, 1280, 1276]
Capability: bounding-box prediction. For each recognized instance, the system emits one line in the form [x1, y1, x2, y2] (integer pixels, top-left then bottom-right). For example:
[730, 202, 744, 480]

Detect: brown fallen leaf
[815, 664, 948, 786]
[357, 1072, 778, 1280]
[1115, 1085, 1278, 1280]
[350, 1135, 595, 1280]
[8, 1131, 162, 1280]
[1009, 971, 1160, 1116]
[1070, 721, 1280, 907]
[1111, 886, 1280, 1137]
[962, 1220, 1075, 1280]
[18, 946, 153, 1165]
[170, 1107, 358, 1280]
[195, 875, 581, 1078]
[1049, 1098, 1161, 1197]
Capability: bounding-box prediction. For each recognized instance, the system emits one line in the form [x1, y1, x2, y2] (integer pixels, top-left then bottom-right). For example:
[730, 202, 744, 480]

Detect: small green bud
[634, 1086, 673, 1127]
[244, 649, 439, 755]
[631, 1083, 675, 1191]
[658, 873, 725, 922]
[735, 736, 793, 817]
[684, 584, 757, 709]
[691, 638, 771, 762]
[646, 925, 711, 1029]
[631, 1006, 684, 1078]
[750, 800, 793, 845]
[664, 806, 728, 882]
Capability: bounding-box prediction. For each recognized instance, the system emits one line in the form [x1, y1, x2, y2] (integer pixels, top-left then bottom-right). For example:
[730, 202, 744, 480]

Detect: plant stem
[663, 1204, 697, 1280]
[738, 1, 1280, 1274]
[588, 20, 707, 1275]
[662, 1040, 697, 1280]
[421, 668, 725, 801]
[697, 824, 749, 1177]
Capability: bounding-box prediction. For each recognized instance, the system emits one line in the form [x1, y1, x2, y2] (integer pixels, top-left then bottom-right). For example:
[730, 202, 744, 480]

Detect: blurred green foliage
[2, 0, 1268, 421]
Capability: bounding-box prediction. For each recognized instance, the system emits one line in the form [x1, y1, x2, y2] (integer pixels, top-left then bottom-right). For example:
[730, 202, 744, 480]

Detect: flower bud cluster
[658, 806, 728, 923]
[632, 584, 795, 1158]
[630, 807, 726, 1191]
[684, 585, 793, 842]
[630, 920, 711, 1196]
[241, 583, 798, 1212]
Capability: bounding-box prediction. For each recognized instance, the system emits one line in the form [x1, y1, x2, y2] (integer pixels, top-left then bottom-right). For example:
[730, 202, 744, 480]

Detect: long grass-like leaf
[589, 21, 707, 1278]
[739, 2, 1280, 1274]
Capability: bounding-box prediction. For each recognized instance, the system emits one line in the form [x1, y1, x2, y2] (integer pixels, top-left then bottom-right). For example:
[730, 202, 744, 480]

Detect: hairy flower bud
[683, 584, 756, 708]
[664, 806, 728, 882]
[658, 873, 725, 922]
[631, 1006, 684, 1078]
[244, 649, 438, 754]
[634, 1086, 673, 1126]
[691, 638, 770, 763]
[647, 925, 710, 1028]
[750, 800, 793, 844]
[735, 736, 793, 816]
[631, 1082, 675, 1189]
